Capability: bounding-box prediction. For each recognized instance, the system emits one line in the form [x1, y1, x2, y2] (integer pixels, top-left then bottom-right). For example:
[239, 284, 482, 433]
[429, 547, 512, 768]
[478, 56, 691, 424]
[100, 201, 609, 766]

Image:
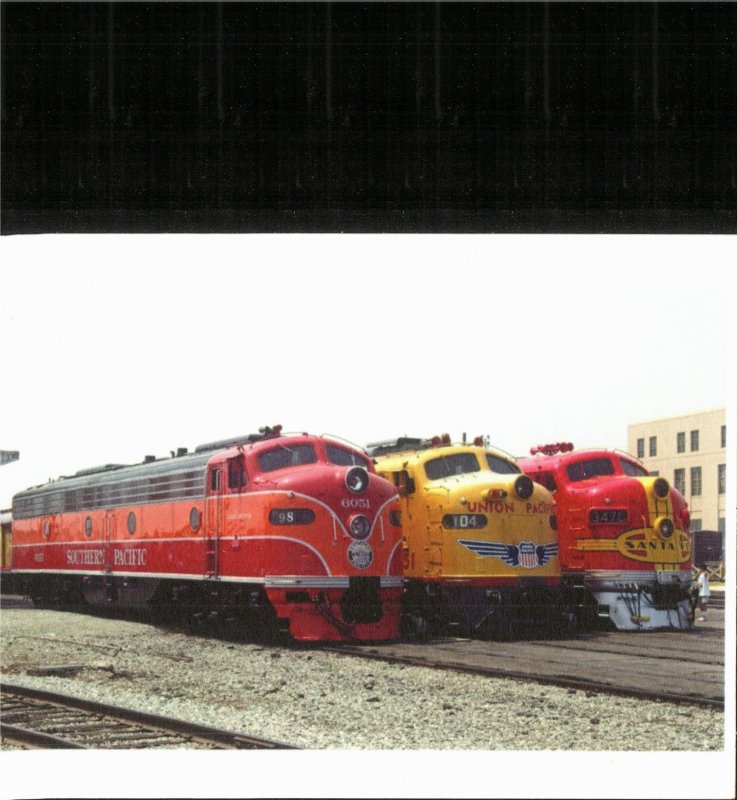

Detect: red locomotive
[518, 443, 692, 630]
[9, 426, 403, 642]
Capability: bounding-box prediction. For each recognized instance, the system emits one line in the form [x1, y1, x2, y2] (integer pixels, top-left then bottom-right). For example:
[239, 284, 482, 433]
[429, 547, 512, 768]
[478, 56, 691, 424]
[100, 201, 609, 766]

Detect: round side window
[84, 516, 92, 537]
[127, 512, 136, 535]
[43, 520, 50, 539]
[190, 507, 201, 531]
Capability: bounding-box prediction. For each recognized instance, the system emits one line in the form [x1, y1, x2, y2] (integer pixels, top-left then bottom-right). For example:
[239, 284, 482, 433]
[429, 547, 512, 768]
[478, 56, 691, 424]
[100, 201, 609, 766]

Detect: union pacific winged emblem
[458, 539, 558, 569]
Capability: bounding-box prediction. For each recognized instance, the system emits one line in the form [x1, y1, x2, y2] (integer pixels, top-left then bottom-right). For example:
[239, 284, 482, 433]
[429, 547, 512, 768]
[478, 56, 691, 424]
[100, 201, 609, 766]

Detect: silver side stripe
[10, 568, 403, 588]
[10, 568, 230, 581]
[263, 576, 404, 589]
[265, 576, 349, 588]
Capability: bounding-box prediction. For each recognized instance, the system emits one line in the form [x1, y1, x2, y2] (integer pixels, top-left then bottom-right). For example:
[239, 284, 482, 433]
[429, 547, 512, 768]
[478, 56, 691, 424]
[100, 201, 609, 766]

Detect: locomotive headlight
[349, 514, 372, 540]
[514, 475, 534, 500]
[655, 516, 675, 538]
[346, 466, 370, 494]
[653, 478, 670, 499]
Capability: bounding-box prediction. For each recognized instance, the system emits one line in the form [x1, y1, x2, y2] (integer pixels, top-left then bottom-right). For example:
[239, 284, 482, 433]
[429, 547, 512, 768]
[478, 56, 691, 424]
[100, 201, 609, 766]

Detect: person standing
[696, 564, 710, 622]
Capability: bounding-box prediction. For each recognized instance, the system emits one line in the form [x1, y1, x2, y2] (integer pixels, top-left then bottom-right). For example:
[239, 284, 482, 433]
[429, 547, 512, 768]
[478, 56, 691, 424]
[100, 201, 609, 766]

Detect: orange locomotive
[518, 443, 692, 630]
[9, 427, 403, 641]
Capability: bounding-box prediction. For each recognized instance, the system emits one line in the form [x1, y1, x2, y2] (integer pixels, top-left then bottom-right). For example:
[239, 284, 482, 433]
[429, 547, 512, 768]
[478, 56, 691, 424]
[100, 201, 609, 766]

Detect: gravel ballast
[0, 607, 724, 751]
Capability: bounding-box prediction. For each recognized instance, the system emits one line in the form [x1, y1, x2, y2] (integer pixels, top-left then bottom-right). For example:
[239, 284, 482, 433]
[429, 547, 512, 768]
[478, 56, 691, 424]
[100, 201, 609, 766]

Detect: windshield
[566, 458, 615, 482]
[326, 445, 370, 469]
[425, 453, 481, 480]
[258, 444, 318, 473]
[620, 458, 649, 477]
[532, 472, 557, 492]
[485, 453, 520, 474]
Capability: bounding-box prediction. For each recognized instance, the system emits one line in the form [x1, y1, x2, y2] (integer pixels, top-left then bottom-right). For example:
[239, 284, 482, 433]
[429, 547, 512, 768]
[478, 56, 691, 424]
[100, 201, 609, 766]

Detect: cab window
[326, 445, 369, 469]
[566, 458, 615, 482]
[258, 444, 318, 473]
[425, 453, 480, 480]
[227, 457, 247, 490]
[485, 453, 520, 475]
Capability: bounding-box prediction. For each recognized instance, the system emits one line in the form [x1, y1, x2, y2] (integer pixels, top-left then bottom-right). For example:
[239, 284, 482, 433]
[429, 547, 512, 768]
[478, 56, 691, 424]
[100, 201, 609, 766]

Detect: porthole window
[43, 520, 50, 539]
[84, 516, 92, 537]
[190, 507, 201, 531]
[127, 512, 136, 535]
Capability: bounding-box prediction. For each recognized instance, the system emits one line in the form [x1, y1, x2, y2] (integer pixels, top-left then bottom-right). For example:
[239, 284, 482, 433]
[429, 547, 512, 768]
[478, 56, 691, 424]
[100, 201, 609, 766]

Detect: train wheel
[411, 615, 430, 640]
[476, 607, 514, 640]
[400, 613, 430, 641]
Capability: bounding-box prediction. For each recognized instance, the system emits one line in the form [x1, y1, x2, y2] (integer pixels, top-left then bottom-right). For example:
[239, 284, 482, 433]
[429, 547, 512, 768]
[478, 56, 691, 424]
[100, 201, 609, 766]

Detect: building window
[691, 518, 702, 532]
[636, 438, 645, 459]
[648, 436, 657, 457]
[676, 432, 685, 453]
[674, 468, 685, 495]
[690, 466, 702, 496]
[722, 425, 727, 448]
[718, 464, 726, 494]
[690, 430, 699, 451]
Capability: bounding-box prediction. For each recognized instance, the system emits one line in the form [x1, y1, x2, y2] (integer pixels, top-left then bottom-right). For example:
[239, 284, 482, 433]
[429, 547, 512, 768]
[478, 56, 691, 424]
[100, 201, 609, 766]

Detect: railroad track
[0, 683, 299, 750]
[323, 613, 726, 711]
[326, 644, 723, 710]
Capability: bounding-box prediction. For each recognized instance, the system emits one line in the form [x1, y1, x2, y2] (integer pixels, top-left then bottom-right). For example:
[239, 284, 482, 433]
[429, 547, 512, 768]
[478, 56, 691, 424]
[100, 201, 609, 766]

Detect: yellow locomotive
[369, 435, 561, 638]
[1, 508, 16, 593]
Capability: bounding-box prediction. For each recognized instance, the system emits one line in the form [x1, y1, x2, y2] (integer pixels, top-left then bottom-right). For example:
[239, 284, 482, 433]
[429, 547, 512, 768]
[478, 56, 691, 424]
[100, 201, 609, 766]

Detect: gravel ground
[0, 607, 724, 751]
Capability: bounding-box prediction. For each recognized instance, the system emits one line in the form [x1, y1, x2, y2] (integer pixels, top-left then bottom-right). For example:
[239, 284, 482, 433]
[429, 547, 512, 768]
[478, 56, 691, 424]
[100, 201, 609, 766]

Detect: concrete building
[627, 408, 727, 534]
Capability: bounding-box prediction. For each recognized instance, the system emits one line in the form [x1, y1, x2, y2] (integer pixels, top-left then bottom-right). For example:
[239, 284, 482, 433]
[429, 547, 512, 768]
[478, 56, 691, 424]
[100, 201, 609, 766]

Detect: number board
[268, 508, 315, 525]
[589, 508, 628, 525]
[442, 513, 488, 529]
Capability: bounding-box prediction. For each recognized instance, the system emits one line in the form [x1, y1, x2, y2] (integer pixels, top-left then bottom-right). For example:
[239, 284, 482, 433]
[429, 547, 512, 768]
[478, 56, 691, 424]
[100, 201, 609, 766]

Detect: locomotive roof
[369, 437, 514, 464]
[366, 436, 428, 457]
[13, 449, 214, 503]
[12, 429, 365, 503]
[518, 448, 645, 473]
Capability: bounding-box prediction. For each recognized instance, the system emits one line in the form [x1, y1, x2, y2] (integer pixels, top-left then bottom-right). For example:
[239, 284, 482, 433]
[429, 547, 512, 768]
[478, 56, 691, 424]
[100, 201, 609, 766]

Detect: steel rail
[1, 682, 299, 749]
[0, 722, 86, 749]
[321, 644, 725, 710]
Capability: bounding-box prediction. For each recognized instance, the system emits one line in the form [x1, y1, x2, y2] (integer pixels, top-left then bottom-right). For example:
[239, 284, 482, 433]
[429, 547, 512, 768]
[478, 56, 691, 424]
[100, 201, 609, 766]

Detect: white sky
[1, 234, 735, 798]
[0, 235, 734, 509]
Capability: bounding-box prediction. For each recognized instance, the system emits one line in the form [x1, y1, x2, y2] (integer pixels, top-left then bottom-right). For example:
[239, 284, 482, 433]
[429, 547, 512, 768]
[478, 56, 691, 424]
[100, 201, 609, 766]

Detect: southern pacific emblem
[347, 541, 373, 569]
[458, 539, 558, 568]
